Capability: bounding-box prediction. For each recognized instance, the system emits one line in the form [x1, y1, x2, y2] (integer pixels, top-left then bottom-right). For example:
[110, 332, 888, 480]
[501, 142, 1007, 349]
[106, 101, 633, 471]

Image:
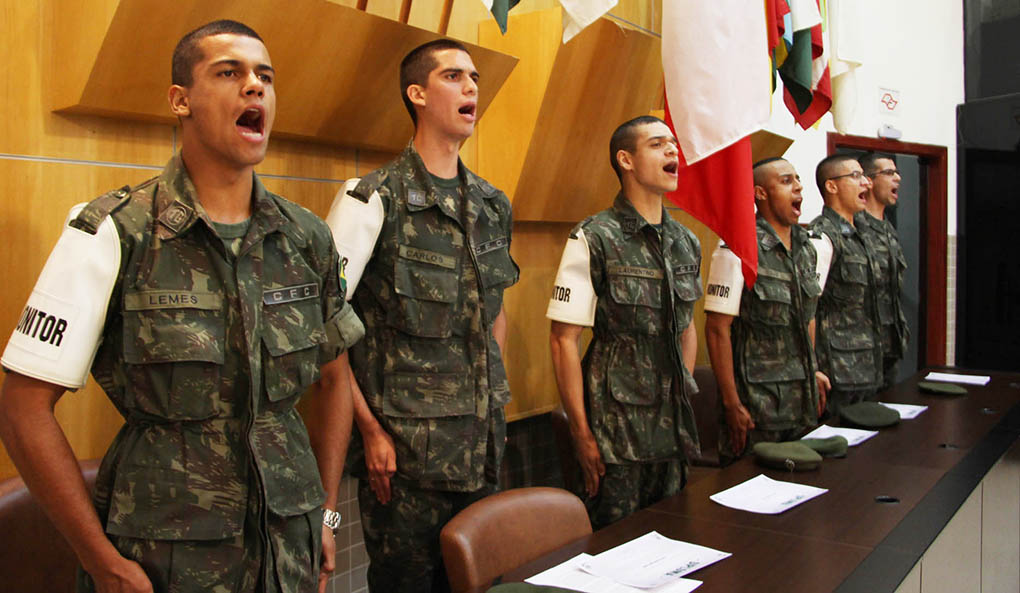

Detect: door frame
[826, 133, 948, 366]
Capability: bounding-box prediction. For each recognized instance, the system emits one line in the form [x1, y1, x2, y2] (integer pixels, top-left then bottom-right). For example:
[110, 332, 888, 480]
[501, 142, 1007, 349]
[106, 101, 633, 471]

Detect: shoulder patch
[68, 185, 132, 235]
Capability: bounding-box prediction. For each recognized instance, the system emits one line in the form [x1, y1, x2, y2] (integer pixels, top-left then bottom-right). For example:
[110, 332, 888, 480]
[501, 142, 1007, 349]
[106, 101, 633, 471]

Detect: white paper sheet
[526, 553, 702, 593]
[578, 532, 730, 589]
[878, 402, 928, 419]
[709, 474, 828, 514]
[801, 424, 878, 446]
[924, 372, 991, 385]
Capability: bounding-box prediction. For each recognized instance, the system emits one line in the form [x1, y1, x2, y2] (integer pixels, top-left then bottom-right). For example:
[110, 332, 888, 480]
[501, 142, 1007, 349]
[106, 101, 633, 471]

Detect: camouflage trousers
[717, 425, 813, 466]
[585, 459, 687, 530]
[78, 489, 321, 593]
[882, 357, 901, 391]
[825, 388, 878, 418]
[358, 476, 493, 593]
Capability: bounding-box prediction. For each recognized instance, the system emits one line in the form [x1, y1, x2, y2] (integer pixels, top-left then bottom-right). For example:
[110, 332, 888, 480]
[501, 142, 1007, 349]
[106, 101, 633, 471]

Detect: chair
[689, 366, 721, 467]
[549, 407, 581, 494]
[0, 458, 101, 593]
[440, 487, 592, 593]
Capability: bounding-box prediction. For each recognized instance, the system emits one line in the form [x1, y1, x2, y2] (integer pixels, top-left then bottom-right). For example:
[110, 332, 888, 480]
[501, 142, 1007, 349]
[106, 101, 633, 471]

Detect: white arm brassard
[545, 229, 597, 327]
[811, 233, 834, 291]
[1, 204, 120, 390]
[703, 244, 744, 316]
[325, 178, 384, 299]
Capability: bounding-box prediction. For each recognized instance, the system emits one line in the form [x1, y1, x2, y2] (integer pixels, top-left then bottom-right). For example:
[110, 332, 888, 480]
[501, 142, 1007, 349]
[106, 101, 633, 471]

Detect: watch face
[323, 508, 341, 532]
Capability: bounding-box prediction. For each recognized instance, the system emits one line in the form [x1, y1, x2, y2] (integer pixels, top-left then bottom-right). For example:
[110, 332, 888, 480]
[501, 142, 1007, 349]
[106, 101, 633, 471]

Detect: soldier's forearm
[704, 315, 742, 409]
[549, 322, 592, 438]
[348, 370, 384, 437]
[681, 323, 697, 373]
[307, 354, 353, 511]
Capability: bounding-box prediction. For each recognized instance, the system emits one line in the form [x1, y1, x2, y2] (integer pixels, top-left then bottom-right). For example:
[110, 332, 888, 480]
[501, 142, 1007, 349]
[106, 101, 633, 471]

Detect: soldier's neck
[826, 201, 856, 227]
[414, 129, 462, 180]
[180, 147, 254, 224]
[864, 198, 886, 220]
[621, 180, 663, 225]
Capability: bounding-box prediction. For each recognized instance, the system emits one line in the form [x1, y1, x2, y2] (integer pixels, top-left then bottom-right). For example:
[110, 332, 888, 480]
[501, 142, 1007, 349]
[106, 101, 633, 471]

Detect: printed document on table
[878, 402, 928, 419]
[801, 424, 878, 446]
[526, 553, 702, 593]
[924, 371, 990, 385]
[709, 474, 828, 514]
[579, 531, 730, 589]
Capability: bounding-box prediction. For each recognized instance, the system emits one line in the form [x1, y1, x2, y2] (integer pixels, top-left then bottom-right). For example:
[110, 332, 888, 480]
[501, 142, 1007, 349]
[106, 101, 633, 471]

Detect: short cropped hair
[815, 153, 859, 196]
[752, 157, 787, 187]
[858, 151, 897, 176]
[399, 39, 471, 126]
[172, 20, 263, 87]
[609, 115, 667, 181]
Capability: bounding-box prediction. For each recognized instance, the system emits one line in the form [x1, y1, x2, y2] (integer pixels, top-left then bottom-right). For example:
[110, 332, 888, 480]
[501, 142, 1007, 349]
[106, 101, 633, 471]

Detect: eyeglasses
[869, 168, 900, 177]
[828, 171, 866, 182]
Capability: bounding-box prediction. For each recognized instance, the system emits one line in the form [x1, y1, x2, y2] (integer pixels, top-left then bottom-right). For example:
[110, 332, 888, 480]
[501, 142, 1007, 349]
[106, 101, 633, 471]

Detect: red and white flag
[662, 3, 770, 287]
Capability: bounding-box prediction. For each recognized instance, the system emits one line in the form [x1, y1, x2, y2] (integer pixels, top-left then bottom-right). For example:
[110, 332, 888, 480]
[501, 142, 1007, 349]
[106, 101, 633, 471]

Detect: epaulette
[807, 229, 822, 239]
[348, 169, 387, 204]
[68, 185, 133, 235]
[569, 215, 596, 240]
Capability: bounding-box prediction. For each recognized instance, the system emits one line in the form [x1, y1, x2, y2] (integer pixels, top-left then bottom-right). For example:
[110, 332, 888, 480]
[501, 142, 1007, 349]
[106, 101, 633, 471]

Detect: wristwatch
[323, 508, 342, 534]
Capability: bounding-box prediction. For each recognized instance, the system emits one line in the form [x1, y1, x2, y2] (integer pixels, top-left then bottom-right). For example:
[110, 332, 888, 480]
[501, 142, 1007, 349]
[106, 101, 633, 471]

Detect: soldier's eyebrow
[439, 67, 480, 82]
[210, 59, 275, 75]
[646, 135, 678, 145]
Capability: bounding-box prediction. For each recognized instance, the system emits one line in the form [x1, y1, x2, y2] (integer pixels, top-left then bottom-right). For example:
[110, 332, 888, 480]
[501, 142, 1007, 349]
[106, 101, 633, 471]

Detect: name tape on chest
[398, 245, 457, 269]
[124, 291, 222, 311]
[607, 265, 664, 279]
[263, 283, 320, 306]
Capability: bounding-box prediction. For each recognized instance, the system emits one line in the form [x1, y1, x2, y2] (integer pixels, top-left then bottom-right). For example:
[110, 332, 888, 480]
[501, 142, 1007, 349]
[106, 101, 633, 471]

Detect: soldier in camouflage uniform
[0, 21, 363, 593]
[704, 158, 831, 464]
[547, 116, 700, 529]
[809, 154, 884, 415]
[324, 39, 518, 593]
[856, 153, 909, 389]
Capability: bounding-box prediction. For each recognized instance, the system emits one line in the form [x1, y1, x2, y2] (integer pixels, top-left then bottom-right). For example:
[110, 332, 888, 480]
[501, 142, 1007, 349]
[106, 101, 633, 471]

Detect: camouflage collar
[822, 205, 857, 236]
[756, 216, 811, 252]
[153, 153, 293, 247]
[612, 193, 670, 236]
[397, 141, 500, 218]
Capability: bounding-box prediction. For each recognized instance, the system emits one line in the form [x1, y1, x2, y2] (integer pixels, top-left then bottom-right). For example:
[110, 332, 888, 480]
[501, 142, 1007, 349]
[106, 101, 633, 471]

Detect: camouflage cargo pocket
[831, 255, 869, 302]
[262, 299, 326, 403]
[122, 308, 224, 420]
[828, 327, 878, 386]
[749, 274, 793, 326]
[672, 269, 702, 330]
[391, 255, 459, 338]
[606, 340, 669, 406]
[608, 272, 663, 335]
[382, 372, 475, 481]
[255, 412, 327, 517]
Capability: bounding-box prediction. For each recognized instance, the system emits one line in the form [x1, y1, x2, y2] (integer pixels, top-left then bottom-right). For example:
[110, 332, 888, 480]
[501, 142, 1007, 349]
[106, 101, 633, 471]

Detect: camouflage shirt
[855, 211, 909, 360]
[730, 218, 822, 431]
[80, 154, 363, 541]
[810, 206, 883, 391]
[345, 143, 519, 492]
[577, 195, 701, 464]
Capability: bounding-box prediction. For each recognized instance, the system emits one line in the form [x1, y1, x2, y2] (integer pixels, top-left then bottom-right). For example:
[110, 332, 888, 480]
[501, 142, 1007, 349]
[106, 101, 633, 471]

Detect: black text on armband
[551, 285, 571, 303]
[15, 306, 68, 347]
[706, 284, 730, 298]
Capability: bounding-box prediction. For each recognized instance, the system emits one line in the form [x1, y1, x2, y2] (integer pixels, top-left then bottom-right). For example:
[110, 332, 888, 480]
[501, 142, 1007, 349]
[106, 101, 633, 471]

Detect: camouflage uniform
[342, 143, 518, 592]
[713, 217, 823, 464]
[810, 206, 883, 414]
[44, 155, 363, 592]
[855, 211, 909, 389]
[556, 195, 701, 529]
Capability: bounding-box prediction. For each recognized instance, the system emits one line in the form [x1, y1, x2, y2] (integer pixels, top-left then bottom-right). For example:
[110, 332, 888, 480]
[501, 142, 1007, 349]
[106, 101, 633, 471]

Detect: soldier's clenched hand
[815, 371, 831, 417]
[89, 555, 153, 593]
[573, 430, 605, 497]
[724, 402, 756, 454]
[363, 427, 397, 504]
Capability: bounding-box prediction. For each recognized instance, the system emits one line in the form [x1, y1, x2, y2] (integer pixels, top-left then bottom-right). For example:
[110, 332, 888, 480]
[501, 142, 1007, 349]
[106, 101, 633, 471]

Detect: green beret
[800, 435, 849, 458]
[488, 584, 582, 593]
[752, 441, 822, 471]
[840, 401, 901, 428]
[918, 381, 968, 396]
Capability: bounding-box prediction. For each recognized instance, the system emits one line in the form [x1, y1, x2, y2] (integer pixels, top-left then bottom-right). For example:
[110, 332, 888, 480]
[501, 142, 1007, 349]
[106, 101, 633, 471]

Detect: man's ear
[616, 149, 634, 173]
[823, 178, 837, 197]
[753, 184, 768, 203]
[168, 85, 190, 118]
[407, 84, 426, 110]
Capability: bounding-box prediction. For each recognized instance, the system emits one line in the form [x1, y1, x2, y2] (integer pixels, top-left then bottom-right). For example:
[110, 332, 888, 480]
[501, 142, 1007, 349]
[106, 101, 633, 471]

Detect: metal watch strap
[323, 508, 341, 533]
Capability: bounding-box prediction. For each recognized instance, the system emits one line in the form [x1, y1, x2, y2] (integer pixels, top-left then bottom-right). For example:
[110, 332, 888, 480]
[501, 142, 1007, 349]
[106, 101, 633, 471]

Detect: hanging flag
[766, 0, 792, 91]
[662, 2, 770, 287]
[828, 0, 864, 132]
[560, 0, 617, 43]
[480, 0, 521, 34]
[781, 0, 831, 129]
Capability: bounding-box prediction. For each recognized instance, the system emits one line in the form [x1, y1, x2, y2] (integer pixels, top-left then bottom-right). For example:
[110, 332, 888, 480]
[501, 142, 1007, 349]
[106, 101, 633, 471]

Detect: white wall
[768, 0, 965, 235]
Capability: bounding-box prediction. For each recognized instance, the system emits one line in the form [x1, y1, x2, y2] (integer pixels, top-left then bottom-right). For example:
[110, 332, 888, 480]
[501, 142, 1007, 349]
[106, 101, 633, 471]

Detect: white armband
[325, 178, 384, 299]
[703, 244, 743, 315]
[2, 204, 120, 390]
[545, 229, 597, 327]
[811, 234, 834, 291]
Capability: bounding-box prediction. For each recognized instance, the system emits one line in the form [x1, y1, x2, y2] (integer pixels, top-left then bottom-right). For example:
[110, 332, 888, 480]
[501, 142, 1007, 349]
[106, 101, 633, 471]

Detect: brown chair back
[549, 408, 581, 494]
[440, 487, 592, 593]
[0, 459, 101, 592]
[690, 366, 721, 467]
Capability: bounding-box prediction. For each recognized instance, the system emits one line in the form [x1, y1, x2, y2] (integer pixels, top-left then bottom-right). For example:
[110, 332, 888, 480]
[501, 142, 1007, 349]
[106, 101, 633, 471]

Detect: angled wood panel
[50, 0, 518, 152]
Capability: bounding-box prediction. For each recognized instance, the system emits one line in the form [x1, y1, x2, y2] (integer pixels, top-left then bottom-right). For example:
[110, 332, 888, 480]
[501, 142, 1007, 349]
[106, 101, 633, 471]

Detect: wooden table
[491, 369, 1020, 593]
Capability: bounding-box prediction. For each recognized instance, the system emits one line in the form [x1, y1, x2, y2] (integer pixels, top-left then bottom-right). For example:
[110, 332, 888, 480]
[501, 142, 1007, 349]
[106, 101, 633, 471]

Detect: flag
[828, 0, 864, 132]
[781, 0, 831, 129]
[662, 2, 770, 287]
[560, 0, 617, 43]
[480, 0, 521, 34]
[766, 0, 792, 91]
